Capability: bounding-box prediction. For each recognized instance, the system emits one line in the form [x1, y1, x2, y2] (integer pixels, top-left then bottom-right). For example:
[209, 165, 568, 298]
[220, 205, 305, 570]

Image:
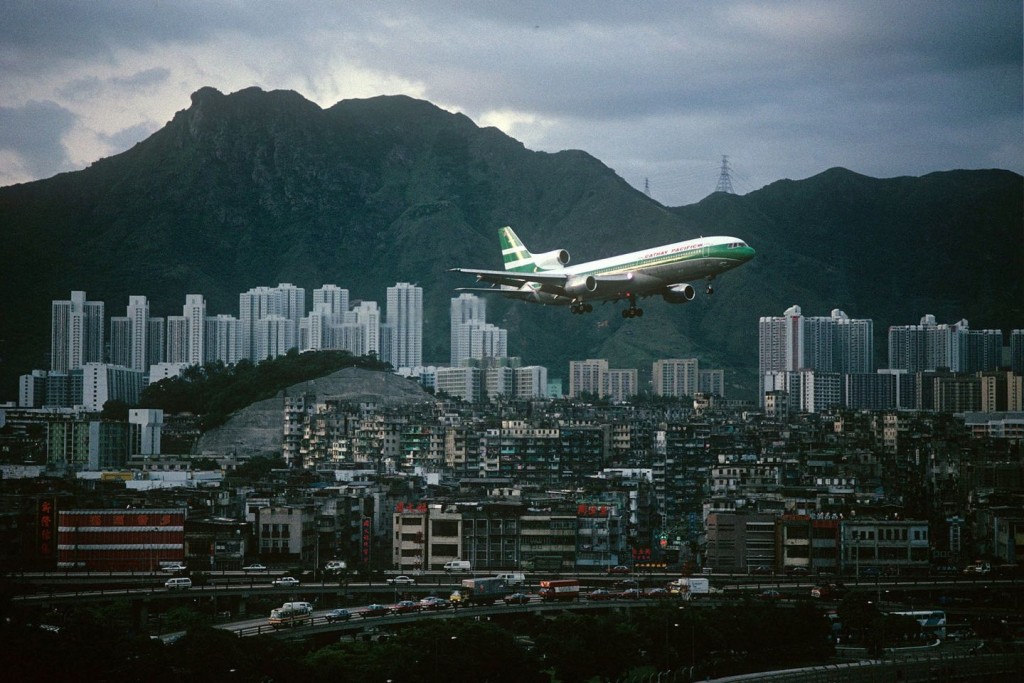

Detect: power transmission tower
[644, 177, 651, 196]
[715, 155, 734, 194]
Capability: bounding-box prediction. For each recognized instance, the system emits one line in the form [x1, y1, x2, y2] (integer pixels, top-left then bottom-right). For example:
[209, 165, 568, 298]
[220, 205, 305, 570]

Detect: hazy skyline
[2, 1, 1021, 206]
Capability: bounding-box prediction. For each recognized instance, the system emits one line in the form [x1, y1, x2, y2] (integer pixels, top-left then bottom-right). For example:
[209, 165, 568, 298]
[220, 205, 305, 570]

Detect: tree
[100, 399, 130, 421]
[535, 613, 640, 683]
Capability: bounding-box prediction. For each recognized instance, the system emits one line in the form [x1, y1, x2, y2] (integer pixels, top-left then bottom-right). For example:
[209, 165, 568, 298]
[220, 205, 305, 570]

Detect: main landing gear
[571, 301, 593, 314]
[706, 276, 715, 295]
[622, 295, 643, 319]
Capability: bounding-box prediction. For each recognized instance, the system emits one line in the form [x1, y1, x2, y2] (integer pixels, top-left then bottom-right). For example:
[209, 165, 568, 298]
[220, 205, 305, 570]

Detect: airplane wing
[449, 267, 569, 289]
[454, 286, 540, 300]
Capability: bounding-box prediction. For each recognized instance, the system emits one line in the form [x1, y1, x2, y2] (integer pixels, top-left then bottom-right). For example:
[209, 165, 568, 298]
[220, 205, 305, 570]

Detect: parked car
[391, 600, 421, 614]
[587, 589, 615, 601]
[325, 608, 351, 622]
[273, 576, 300, 587]
[363, 604, 389, 617]
[387, 575, 416, 585]
[242, 563, 267, 572]
[419, 596, 450, 610]
[503, 592, 531, 605]
[607, 565, 631, 575]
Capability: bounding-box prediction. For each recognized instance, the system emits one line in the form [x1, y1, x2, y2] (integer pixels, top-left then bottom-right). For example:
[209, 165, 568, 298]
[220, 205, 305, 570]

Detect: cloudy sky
[1, 1, 1020, 206]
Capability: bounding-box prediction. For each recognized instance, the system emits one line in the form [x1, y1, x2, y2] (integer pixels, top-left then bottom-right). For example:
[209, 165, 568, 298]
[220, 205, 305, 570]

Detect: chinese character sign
[37, 498, 55, 559]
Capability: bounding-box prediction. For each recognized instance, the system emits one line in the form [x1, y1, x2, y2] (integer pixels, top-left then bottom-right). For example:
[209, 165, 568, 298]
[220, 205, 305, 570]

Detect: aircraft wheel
[622, 309, 630, 319]
[707, 286, 714, 295]
[636, 308, 644, 317]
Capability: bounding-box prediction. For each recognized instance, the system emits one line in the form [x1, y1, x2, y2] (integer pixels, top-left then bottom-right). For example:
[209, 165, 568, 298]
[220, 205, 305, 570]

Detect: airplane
[450, 226, 755, 318]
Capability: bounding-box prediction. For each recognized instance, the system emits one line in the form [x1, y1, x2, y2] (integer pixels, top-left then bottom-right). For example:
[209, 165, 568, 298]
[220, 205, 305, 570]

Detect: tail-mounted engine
[532, 249, 570, 270]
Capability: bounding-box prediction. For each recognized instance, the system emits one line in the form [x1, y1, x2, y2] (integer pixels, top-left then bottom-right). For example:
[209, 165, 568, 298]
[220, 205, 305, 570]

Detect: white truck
[669, 577, 710, 600]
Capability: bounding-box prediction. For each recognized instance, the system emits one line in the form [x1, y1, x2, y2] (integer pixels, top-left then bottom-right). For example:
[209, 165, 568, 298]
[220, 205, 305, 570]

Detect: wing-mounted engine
[565, 273, 636, 299]
[532, 249, 570, 270]
[564, 275, 598, 297]
[661, 283, 696, 304]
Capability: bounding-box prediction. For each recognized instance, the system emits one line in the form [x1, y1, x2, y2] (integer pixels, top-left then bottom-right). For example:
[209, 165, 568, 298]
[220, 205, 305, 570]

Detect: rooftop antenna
[715, 155, 734, 194]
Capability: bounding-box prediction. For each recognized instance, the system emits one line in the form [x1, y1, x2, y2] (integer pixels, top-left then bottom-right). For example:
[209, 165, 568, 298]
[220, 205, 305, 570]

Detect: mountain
[1, 86, 1021, 400]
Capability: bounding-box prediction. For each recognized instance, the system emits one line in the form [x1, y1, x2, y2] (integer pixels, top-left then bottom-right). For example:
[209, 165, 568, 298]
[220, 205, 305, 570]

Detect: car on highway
[363, 604, 389, 617]
[614, 579, 640, 590]
[619, 588, 645, 600]
[242, 563, 267, 572]
[419, 596, 450, 610]
[757, 589, 782, 601]
[645, 588, 671, 600]
[273, 576, 300, 587]
[391, 600, 421, 614]
[750, 565, 774, 576]
[387, 575, 416, 585]
[810, 583, 846, 599]
[503, 592, 531, 605]
[325, 608, 351, 622]
[607, 565, 631, 575]
[161, 564, 188, 573]
[587, 589, 615, 601]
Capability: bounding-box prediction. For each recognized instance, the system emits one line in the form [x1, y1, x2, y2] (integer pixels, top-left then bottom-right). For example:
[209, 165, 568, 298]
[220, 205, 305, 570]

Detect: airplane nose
[741, 245, 756, 261]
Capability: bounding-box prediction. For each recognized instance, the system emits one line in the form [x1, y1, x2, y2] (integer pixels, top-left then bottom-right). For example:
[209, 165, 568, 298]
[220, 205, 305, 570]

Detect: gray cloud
[98, 121, 161, 152]
[1, 1, 1020, 204]
[0, 100, 77, 178]
[58, 67, 171, 101]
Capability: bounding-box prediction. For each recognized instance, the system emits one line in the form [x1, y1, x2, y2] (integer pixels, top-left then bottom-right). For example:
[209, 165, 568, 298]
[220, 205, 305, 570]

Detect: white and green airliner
[451, 226, 755, 318]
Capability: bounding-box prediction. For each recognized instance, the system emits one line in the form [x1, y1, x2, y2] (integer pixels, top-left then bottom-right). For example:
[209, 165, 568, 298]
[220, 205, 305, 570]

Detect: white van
[444, 560, 472, 572]
[165, 577, 192, 590]
[496, 572, 525, 587]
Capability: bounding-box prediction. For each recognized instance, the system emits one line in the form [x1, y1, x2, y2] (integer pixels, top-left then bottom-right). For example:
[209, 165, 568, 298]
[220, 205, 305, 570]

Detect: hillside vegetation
[138, 350, 389, 430]
[2, 86, 1020, 399]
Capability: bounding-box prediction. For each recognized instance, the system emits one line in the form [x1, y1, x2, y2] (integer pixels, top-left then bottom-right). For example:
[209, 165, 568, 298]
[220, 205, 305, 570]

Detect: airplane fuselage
[451, 226, 755, 316]
[524, 235, 754, 305]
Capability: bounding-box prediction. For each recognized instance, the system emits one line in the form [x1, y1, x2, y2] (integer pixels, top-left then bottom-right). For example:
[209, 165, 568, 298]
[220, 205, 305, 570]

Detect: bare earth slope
[195, 367, 433, 457]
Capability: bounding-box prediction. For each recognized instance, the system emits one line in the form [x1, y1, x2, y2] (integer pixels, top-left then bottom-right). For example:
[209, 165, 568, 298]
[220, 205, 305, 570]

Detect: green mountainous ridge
[1, 86, 1021, 400]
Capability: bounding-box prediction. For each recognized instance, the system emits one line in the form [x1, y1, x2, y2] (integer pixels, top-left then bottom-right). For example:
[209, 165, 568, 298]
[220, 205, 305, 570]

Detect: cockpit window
[727, 241, 747, 248]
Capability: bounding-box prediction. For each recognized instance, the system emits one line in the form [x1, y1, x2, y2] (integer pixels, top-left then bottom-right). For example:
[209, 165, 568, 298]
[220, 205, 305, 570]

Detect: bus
[521, 555, 564, 572]
[538, 579, 580, 602]
[889, 610, 946, 639]
[269, 602, 312, 628]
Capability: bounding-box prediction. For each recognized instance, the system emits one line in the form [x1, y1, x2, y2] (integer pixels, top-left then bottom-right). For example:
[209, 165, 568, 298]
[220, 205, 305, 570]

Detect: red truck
[538, 578, 580, 602]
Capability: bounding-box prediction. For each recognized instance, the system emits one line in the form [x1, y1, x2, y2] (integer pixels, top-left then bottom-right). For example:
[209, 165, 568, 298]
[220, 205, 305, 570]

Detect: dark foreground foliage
[0, 600, 835, 683]
[138, 349, 389, 430]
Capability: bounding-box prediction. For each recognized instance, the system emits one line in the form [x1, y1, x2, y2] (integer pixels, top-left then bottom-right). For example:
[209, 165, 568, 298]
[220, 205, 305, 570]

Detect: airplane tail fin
[499, 226, 537, 273]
